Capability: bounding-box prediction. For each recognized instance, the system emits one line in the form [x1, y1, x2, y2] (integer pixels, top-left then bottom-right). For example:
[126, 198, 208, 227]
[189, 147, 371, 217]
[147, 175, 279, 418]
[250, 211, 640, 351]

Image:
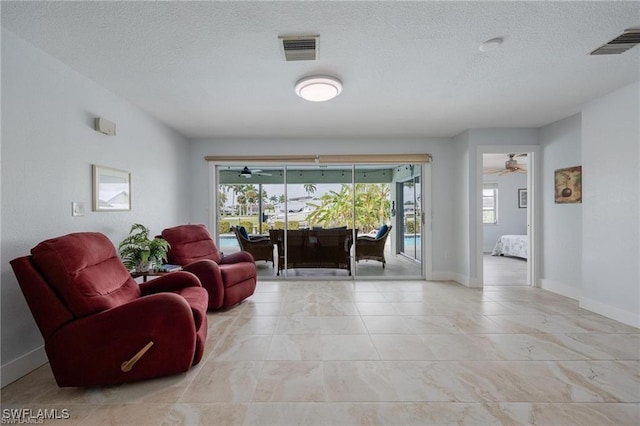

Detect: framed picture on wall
[554, 166, 582, 204]
[518, 188, 527, 208]
[92, 165, 131, 211]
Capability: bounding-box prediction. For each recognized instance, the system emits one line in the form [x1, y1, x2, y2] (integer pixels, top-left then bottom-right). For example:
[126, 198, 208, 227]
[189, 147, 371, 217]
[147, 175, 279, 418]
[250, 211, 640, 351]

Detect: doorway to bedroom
[481, 151, 530, 286]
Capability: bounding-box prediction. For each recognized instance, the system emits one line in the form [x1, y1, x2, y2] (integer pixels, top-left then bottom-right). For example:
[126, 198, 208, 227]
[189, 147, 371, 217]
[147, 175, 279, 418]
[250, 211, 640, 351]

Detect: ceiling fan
[486, 153, 527, 175]
[239, 166, 272, 178]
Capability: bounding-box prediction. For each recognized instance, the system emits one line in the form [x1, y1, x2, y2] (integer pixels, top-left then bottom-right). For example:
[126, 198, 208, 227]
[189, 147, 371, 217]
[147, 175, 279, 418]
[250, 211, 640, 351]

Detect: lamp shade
[295, 76, 343, 102]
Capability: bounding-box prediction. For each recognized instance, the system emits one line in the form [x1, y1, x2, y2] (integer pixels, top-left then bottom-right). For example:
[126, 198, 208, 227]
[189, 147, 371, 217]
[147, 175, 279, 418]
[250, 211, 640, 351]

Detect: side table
[131, 269, 180, 283]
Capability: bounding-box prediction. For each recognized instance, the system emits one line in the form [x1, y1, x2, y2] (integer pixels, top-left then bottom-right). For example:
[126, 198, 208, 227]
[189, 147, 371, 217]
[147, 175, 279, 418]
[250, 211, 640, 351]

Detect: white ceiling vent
[590, 29, 640, 55]
[279, 35, 319, 61]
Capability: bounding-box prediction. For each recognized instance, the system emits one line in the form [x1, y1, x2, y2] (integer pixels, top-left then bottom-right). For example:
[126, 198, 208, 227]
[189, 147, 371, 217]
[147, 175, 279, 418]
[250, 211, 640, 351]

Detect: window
[483, 183, 498, 224]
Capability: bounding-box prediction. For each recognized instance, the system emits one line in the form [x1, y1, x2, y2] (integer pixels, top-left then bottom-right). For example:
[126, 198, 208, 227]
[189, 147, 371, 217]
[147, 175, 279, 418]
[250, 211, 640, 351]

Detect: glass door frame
[396, 174, 421, 262]
[209, 159, 432, 281]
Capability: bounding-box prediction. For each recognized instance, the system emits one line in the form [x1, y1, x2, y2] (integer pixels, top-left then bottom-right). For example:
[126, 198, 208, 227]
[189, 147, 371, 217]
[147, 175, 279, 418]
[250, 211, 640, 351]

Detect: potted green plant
[118, 223, 170, 272]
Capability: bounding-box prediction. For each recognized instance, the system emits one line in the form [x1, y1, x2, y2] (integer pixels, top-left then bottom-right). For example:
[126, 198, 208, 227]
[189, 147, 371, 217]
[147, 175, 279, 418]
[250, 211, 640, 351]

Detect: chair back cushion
[237, 226, 249, 240]
[375, 224, 389, 240]
[31, 232, 140, 318]
[162, 224, 222, 265]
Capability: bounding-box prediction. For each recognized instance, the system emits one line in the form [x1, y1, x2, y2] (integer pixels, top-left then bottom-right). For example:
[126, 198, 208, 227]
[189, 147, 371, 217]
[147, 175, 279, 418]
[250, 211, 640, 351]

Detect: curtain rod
[205, 154, 432, 164]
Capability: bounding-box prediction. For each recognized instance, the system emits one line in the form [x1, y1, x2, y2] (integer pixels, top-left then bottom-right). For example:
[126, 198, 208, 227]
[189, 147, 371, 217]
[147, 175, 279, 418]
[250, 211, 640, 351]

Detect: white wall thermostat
[94, 117, 116, 136]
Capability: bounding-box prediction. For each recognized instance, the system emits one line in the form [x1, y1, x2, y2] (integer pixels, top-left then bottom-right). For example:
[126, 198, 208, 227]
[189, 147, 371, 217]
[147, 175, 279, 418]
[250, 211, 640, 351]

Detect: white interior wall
[187, 138, 457, 279]
[539, 114, 582, 299]
[451, 131, 471, 284]
[1, 30, 192, 386]
[581, 82, 639, 327]
[482, 172, 528, 252]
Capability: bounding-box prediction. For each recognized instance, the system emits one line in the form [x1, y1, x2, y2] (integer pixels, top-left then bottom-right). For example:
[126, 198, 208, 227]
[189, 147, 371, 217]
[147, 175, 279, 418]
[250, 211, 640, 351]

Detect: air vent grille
[590, 29, 640, 55]
[279, 35, 318, 61]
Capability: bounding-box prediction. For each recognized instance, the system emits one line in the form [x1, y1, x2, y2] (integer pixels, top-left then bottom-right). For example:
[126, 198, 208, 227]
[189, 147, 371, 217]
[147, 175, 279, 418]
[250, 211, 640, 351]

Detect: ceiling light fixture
[479, 37, 503, 52]
[295, 76, 343, 102]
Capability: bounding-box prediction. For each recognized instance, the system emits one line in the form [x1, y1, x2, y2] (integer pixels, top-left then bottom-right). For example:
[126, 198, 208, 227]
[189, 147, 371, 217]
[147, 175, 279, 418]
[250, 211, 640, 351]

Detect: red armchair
[161, 224, 257, 310]
[10, 232, 208, 387]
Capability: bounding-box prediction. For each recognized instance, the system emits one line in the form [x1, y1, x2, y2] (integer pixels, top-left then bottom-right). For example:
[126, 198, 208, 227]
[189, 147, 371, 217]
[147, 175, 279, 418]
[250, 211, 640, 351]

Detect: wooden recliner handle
[121, 341, 154, 372]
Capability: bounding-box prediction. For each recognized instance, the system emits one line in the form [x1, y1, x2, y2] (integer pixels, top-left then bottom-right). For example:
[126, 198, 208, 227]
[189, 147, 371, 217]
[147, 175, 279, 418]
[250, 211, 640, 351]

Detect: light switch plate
[72, 202, 85, 217]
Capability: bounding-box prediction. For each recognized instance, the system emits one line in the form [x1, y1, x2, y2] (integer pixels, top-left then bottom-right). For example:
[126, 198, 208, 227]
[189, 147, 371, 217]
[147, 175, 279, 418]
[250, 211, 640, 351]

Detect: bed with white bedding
[491, 235, 528, 259]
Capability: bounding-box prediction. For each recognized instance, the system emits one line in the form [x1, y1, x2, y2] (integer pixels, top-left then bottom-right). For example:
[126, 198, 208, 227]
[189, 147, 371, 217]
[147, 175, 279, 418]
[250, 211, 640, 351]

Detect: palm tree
[218, 190, 228, 213]
[244, 185, 258, 215]
[303, 183, 317, 197]
[306, 183, 390, 232]
[269, 195, 279, 213]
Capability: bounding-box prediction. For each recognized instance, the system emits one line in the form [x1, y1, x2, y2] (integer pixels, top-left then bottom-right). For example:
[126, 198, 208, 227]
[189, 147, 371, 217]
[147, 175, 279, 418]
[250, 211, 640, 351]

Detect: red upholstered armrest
[182, 259, 221, 280]
[47, 293, 197, 386]
[181, 259, 224, 309]
[139, 271, 207, 328]
[139, 271, 202, 295]
[220, 251, 254, 264]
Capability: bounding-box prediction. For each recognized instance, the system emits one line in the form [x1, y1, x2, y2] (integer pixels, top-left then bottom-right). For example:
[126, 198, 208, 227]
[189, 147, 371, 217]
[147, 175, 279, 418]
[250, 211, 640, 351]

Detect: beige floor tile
[252, 361, 326, 402]
[362, 315, 413, 334]
[266, 334, 323, 360]
[320, 335, 380, 360]
[316, 316, 368, 334]
[355, 302, 399, 315]
[227, 315, 279, 335]
[240, 302, 284, 317]
[3, 278, 639, 425]
[82, 403, 173, 426]
[403, 315, 461, 334]
[179, 361, 262, 402]
[162, 403, 248, 426]
[209, 334, 272, 361]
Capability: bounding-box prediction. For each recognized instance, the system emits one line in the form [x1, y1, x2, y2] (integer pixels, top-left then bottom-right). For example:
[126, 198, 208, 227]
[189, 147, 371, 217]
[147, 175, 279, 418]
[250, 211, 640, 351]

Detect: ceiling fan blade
[484, 169, 503, 174]
[254, 172, 272, 176]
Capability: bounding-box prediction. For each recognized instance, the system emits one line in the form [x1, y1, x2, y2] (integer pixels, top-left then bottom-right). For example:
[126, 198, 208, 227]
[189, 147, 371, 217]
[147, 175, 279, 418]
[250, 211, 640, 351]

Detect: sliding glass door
[283, 165, 354, 278]
[395, 164, 423, 262]
[215, 162, 423, 279]
[217, 166, 284, 277]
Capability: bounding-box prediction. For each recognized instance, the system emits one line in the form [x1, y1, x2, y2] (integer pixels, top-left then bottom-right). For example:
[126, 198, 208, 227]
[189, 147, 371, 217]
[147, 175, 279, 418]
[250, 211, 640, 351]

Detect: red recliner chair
[161, 224, 257, 310]
[10, 232, 208, 387]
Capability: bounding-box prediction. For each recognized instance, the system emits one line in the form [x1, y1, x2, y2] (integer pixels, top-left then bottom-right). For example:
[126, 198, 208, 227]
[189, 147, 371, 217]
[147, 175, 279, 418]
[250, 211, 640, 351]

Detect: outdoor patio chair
[355, 225, 392, 268]
[232, 226, 275, 267]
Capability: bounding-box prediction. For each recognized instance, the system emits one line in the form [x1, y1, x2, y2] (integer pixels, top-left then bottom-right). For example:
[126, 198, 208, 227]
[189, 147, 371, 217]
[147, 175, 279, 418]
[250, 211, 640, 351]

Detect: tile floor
[2, 280, 639, 425]
[483, 254, 527, 286]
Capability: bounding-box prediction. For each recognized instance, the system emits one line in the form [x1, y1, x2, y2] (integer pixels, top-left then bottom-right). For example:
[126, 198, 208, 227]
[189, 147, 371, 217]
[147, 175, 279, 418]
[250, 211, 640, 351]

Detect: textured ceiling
[2, 1, 639, 139]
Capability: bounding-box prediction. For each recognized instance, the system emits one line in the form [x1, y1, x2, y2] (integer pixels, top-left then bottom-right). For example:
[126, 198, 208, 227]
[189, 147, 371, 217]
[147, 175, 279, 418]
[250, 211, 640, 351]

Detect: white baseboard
[446, 272, 482, 288]
[539, 280, 638, 328]
[427, 271, 456, 281]
[580, 297, 640, 329]
[1, 345, 48, 388]
[539, 278, 580, 300]
[448, 272, 467, 286]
